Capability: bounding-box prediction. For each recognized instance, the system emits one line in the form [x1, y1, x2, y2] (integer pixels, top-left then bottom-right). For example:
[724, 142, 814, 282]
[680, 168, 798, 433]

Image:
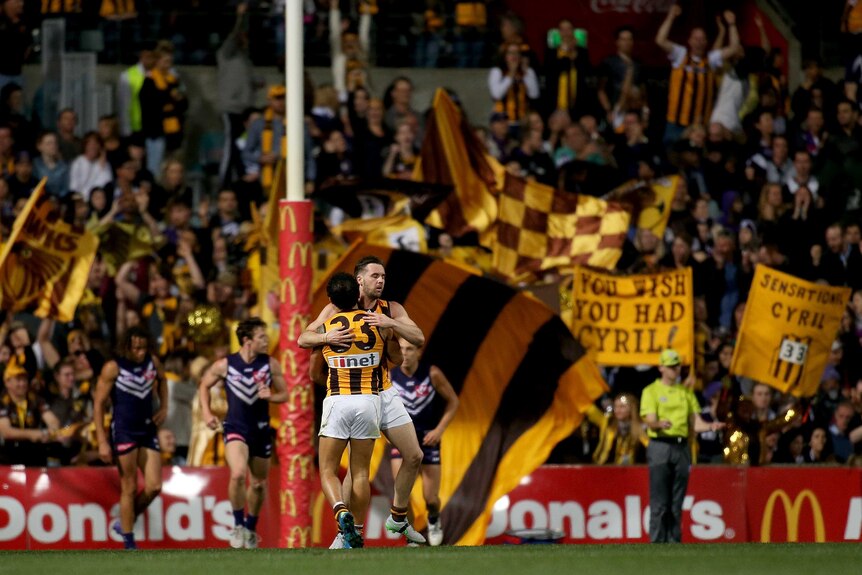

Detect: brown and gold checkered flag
[493, 173, 630, 278]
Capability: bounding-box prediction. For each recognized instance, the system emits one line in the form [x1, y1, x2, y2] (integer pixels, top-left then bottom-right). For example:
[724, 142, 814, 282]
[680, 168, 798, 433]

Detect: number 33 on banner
[779, 339, 808, 365]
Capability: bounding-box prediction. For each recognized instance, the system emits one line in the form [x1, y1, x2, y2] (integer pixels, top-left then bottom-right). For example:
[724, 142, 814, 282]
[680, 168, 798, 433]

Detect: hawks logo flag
[570, 266, 694, 366]
[0, 179, 100, 322]
[731, 266, 850, 397]
[413, 89, 503, 241]
[95, 221, 159, 275]
[311, 242, 607, 545]
[493, 173, 629, 279]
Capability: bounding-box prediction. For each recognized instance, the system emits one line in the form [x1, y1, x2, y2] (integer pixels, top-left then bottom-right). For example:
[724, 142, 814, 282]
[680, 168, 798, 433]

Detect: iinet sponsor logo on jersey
[0, 495, 235, 544]
[327, 352, 380, 369]
[486, 495, 728, 541]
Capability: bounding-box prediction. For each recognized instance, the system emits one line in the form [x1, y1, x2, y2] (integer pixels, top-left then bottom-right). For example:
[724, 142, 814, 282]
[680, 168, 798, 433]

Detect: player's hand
[423, 428, 443, 446]
[205, 415, 220, 430]
[258, 383, 272, 400]
[98, 441, 113, 464]
[152, 408, 167, 427]
[325, 326, 354, 347]
[361, 312, 395, 329]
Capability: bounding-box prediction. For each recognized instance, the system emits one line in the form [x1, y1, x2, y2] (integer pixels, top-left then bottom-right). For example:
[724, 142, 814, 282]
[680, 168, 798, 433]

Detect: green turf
[3, 544, 860, 575]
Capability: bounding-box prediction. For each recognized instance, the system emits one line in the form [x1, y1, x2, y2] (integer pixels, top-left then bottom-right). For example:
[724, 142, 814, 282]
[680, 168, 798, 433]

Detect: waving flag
[493, 173, 630, 279]
[0, 179, 100, 321]
[311, 242, 607, 545]
[413, 89, 504, 241]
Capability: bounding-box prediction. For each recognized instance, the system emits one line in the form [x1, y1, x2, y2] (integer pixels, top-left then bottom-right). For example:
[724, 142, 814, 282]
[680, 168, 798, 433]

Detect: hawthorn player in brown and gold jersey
[313, 272, 401, 548]
[321, 309, 387, 396]
[299, 256, 428, 547]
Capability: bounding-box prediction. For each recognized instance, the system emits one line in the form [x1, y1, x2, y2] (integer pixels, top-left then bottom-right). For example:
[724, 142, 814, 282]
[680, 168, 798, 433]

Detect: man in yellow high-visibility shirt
[640, 348, 724, 543]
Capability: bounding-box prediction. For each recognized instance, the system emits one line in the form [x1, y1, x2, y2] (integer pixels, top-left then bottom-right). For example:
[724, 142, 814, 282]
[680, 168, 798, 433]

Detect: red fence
[1, 465, 860, 548]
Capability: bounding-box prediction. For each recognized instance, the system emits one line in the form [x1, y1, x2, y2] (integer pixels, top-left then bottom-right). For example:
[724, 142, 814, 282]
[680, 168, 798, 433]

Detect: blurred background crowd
[1, 0, 862, 470]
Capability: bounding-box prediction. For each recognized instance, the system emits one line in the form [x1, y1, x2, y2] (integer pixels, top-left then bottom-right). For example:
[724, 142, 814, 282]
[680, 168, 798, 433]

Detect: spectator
[613, 110, 659, 180]
[821, 222, 862, 289]
[352, 98, 390, 179]
[56, 108, 82, 163]
[0, 0, 31, 93]
[0, 124, 14, 179]
[117, 46, 156, 139]
[489, 43, 539, 133]
[140, 43, 188, 176]
[589, 393, 648, 465]
[97, 115, 124, 171]
[33, 132, 70, 198]
[555, 122, 603, 168]
[7, 150, 36, 201]
[382, 122, 418, 180]
[384, 77, 421, 137]
[69, 132, 113, 200]
[784, 150, 820, 203]
[598, 26, 645, 125]
[329, 0, 372, 103]
[453, 0, 488, 68]
[791, 59, 839, 126]
[0, 83, 32, 154]
[485, 112, 514, 162]
[0, 357, 60, 466]
[829, 401, 859, 462]
[413, 1, 444, 68]
[218, 2, 257, 189]
[243, 85, 286, 193]
[46, 358, 92, 466]
[509, 127, 555, 186]
[655, 7, 740, 144]
[544, 18, 594, 119]
[162, 353, 195, 465]
[804, 426, 833, 463]
[316, 130, 353, 187]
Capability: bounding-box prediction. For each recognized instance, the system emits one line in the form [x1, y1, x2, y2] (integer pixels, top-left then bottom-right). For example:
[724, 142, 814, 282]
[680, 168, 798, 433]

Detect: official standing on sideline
[640, 348, 724, 543]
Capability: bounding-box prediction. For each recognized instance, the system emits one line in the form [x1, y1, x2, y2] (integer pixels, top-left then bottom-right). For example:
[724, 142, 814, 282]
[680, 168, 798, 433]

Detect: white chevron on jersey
[394, 374, 436, 416]
[116, 361, 157, 400]
[226, 364, 271, 406]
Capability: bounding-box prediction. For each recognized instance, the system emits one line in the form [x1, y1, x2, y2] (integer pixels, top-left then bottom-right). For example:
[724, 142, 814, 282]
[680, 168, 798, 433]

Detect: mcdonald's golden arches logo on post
[281, 348, 299, 378]
[288, 453, 312, 481]
[289, 384, 311, 412]
[286, 312, 311, 340]
[281, 277, 298, 306]
[288, 241, 312, 268]
[279, 419, 297, 446]
[280, 487, 297, 516]
[760, 489, 826, 542]
[281, 205, 297, 233]
[286, 525, 310, 548]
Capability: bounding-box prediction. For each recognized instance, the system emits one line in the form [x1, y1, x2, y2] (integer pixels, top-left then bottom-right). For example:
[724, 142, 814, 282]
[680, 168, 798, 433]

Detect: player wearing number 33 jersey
[322, 311, 387, 396]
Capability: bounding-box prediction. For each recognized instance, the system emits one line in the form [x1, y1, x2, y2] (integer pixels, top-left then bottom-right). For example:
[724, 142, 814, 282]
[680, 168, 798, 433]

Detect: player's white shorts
[379, 386, 412, 431]
[319, 395, 381, 440]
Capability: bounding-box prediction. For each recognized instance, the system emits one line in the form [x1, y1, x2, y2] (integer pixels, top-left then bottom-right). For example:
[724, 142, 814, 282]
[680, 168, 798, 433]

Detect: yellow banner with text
[731, 266, 850, 397]
[570, 267, 694, 366]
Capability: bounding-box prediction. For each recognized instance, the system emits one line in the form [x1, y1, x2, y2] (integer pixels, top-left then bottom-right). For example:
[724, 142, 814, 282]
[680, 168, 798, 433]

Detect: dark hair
[236, 317, 266, 345]
[119, 326, 152, 357]
[354, 255, 385, 277]
[54, 357, 75, 375]
[327, 272, 359, 311]
[615, 25, 634, 39]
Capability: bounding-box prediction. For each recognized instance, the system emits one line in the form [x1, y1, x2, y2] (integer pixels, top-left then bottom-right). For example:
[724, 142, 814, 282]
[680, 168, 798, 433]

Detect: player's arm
[261, 357, 289, 403]
[151, 356, 168, 427]
[309, 348, 327, 385]
[298, 303, 353, 348]
[93, 360, 118, 463]
[383, 328, 403, 367]
[363, 301, 425, 347]
[199, 358, 228, 430]
[423, 365, 460, 446]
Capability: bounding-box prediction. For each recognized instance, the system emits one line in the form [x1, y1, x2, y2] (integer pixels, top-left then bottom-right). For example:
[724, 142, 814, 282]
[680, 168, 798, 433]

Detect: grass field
[3, 544, 861, 575]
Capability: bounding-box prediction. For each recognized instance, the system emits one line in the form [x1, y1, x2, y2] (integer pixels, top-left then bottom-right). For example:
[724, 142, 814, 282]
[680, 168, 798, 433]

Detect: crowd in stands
[1, 0, 862, 469]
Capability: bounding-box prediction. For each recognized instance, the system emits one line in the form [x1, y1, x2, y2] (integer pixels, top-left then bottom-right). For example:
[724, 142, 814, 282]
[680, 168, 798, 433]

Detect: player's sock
[246, 514, 259, 533]
[390, 505, 408, 523]
[427, 503, 440, 524]
[333, 502, 349, 525]
[233, 509, 245, 528]
[355, 523, 364, 535]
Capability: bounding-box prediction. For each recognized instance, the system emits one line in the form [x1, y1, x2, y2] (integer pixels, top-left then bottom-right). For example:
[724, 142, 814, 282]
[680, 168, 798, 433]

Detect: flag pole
[277, 0, 315, 548]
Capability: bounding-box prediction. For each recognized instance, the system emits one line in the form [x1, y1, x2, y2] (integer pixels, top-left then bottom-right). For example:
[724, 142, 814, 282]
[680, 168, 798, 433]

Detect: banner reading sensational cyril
[570, 267, 694, 366]
[731, 266, 850, 397]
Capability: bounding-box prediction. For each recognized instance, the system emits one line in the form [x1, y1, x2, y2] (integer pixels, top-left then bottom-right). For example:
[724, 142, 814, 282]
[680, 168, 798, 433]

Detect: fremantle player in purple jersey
[389, 338, 459, 546]
[93, 327, 168, 550]
[199, 317, 287, 549]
